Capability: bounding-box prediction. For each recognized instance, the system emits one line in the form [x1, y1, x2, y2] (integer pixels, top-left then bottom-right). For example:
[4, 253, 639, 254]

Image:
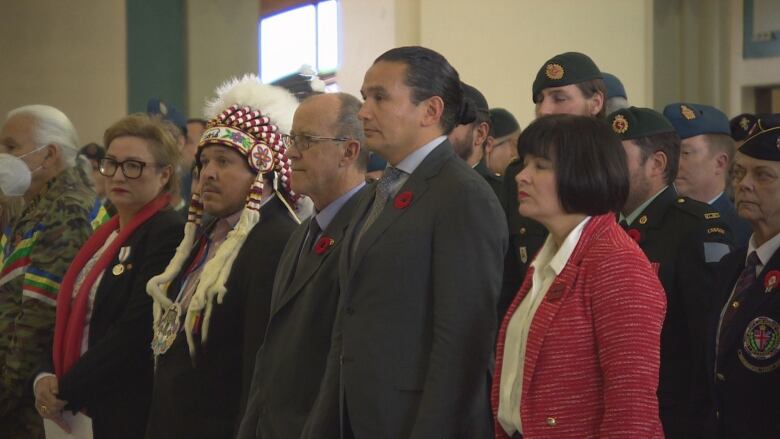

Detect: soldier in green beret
[0, 105, 95, 438]
[609, 106, 736, 438]
[499, 51, 607, 321]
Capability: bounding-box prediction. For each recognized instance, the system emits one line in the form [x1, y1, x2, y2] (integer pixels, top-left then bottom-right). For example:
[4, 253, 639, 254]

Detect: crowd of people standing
[0, 44, 778, 439]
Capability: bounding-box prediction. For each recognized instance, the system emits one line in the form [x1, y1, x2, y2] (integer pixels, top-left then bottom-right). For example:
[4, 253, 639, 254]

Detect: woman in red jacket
[493, 114, 666, 438]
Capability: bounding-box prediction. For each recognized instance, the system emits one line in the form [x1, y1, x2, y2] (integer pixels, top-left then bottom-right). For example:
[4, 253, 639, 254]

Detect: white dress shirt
[498, 216, 591, 435]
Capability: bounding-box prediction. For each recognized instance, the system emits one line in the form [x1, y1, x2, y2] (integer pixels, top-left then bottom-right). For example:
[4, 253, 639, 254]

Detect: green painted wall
[126, 0, 186, 114]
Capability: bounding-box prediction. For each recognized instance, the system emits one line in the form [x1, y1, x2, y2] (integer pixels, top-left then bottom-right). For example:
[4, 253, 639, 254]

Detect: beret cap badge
[545, 63, 564, 80]
[680, 104, 697, 120]
[612, 114, 629, 134]
[740, 116, 751, 131]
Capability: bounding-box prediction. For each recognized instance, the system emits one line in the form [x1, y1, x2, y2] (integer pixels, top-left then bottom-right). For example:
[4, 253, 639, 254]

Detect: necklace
[151, 236, 211, 356]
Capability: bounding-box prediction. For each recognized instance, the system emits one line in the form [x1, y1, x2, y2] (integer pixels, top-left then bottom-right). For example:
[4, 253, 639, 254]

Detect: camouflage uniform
[0, 167, 95, 438]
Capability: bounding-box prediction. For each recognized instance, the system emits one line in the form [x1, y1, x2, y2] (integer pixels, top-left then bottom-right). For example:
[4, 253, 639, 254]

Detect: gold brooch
[545, 63, 564, 80]
[612, 114, 629, 134]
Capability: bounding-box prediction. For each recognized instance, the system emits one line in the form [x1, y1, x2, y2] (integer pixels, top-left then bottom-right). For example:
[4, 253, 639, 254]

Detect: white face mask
[0, 153, 33, 196]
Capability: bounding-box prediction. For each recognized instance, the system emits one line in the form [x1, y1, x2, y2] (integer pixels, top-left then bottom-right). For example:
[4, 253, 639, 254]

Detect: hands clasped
[34, 375, 72, 433]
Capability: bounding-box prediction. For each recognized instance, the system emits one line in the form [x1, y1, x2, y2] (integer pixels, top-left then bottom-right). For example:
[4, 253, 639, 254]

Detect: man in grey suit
[302, 46, 508, 439]
[235, 93, 368, 439]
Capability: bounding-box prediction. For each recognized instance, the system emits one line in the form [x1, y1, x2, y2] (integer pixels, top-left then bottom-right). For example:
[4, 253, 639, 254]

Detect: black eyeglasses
[98, 157, 160, 179]
[282, 133, 351, 151]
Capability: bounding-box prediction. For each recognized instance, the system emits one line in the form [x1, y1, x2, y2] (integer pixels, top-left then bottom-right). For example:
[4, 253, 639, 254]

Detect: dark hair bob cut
[517, 114, 629, 216]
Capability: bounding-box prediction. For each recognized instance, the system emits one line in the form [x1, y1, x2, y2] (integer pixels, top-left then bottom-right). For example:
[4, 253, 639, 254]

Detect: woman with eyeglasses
[33, 113, 184, 438]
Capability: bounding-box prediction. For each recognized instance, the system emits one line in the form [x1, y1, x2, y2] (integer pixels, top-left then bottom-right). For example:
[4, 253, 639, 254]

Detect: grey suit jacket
[303, 140, 508, 439]
[236, 186, 366, 439]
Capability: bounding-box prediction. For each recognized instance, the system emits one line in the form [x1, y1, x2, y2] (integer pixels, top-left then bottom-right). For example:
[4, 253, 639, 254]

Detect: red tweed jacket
[492, 214, 666, 438]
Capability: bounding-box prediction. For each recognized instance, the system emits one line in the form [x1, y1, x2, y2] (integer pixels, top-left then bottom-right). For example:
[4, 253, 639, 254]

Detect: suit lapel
[630, 186, 676, 246]
[719, 249, 780, 356]
[348, 142, 452, 280]
[519, 215, 609, 404]
[274, 186, 366, 316]
[268, 223, 307, 314]
[339, 185, 374, 294]
[521, 266, 580, 404]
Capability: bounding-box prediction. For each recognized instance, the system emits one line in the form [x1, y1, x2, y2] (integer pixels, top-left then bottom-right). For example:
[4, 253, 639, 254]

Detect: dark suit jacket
[236, 186, 365, 439]
[706, 246, 780, 439]
[711, 193, 751, 248]
[145, 196, 296, 439]
[474, 159, 503, 204]
[621, 186, 735, 438]
[51, 209, 183, 439]
[302, 140, 508, 439]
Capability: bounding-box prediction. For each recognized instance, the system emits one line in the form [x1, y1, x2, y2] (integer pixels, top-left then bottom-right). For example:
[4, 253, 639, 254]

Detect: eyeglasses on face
[282, 133, 351, 151]
[98, 157, 161, 179]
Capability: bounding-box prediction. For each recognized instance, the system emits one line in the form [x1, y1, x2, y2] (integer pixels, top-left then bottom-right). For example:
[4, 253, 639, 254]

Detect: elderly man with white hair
[0, 105, 95, 438]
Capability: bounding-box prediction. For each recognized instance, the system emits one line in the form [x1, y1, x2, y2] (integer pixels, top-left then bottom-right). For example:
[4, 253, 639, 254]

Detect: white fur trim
[203, 74, 298, 133]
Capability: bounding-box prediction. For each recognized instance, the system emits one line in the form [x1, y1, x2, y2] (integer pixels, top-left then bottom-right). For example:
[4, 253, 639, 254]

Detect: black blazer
[51, 208, 183, 439]
[236, 186, 365, 439]
[303, 140, 508, 439]
[145, 196, 296, 439]
[620, 186, 735, 438]
[706, 246, 780, 439]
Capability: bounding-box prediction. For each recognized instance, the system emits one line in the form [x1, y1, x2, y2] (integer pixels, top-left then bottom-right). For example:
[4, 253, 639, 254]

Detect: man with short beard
[609, 106, 734, 438]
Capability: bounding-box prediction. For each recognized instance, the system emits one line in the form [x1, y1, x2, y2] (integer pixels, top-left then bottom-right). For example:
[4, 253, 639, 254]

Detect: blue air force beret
[601, 72, 627, 100]
[662, 103, 730, 139]
[738, 114, 780, 161]
[730, 113, 758, 141]
[532, 52, 602, 103]
[489, 108, 520, 138]
[608, 107, 676, 140]
[147, 98, 187, 135]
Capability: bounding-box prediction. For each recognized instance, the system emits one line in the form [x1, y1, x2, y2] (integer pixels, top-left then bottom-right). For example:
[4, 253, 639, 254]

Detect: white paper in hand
[44, 412, 93, 439]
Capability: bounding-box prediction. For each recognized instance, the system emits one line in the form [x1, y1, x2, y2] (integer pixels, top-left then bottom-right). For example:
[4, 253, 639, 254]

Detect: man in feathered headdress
[144, 74, 300, 439]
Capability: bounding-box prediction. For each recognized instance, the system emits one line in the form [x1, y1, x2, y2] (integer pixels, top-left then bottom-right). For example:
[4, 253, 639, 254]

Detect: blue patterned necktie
[719, 251, 760, 356]
[356, 167, 403, 245]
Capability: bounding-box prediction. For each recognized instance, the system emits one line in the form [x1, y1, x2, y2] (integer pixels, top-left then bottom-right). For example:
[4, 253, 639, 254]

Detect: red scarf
[53, 193, 171, 377]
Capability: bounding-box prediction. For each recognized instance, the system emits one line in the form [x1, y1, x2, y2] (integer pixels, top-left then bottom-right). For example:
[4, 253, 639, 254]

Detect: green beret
[608, 107, 676, 140]
[738, 114, 780, 161]
[532, 52, 602, 102]
[489, 108, 520, 138]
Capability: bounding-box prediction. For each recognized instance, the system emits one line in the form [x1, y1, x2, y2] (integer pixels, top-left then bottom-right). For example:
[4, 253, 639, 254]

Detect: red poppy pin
[394, 191, 413, 209]
[314, 236, 335, 255]
[626, 228, 641, 243]
[764, 270, 780, 293]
